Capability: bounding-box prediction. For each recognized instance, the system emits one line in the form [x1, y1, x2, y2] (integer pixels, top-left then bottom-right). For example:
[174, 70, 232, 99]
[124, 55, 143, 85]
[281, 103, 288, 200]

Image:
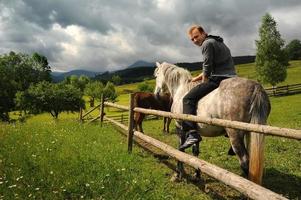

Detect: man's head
[188, 25, 207, 46]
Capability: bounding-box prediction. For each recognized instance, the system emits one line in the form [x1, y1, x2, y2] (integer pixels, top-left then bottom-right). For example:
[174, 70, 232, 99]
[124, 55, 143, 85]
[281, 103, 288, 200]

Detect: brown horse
[133, 92, 172, 133]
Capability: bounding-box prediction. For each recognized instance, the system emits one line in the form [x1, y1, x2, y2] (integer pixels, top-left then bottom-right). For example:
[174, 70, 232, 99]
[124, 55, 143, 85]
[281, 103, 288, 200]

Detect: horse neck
[168, 79, 197, 99]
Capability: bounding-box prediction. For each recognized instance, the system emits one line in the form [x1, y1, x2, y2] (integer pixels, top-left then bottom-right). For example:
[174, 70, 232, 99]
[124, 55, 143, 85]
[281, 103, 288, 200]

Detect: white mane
[155, 62, 199, 96]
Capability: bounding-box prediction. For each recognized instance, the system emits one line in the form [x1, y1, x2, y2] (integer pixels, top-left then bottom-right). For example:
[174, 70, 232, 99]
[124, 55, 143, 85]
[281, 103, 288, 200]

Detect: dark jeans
[182, 76, 229, 131]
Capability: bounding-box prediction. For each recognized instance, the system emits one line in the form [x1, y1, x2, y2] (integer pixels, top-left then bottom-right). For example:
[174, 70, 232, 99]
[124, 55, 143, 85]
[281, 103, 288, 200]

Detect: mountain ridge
[52, 55, 255, 83]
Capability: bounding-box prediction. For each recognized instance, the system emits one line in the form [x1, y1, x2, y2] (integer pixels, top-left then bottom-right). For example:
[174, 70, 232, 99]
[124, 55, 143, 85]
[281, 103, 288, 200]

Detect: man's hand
[191, 73, 203, 82]
[202, 75, 209, 83]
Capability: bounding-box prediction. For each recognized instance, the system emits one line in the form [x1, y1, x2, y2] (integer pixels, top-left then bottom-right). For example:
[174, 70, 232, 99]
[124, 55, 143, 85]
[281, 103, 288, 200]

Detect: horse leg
[172, 126, 185, 181]
[166, 117, 171, 133]
[163, 117, 167, 133]
[192, 142, 201, 179]
[138, 113, 145, 133]
[226, 128, 249, 176]
[133, 113, 138, 131]
[228, 146, 236, 155]
[225, 134, 236, 155]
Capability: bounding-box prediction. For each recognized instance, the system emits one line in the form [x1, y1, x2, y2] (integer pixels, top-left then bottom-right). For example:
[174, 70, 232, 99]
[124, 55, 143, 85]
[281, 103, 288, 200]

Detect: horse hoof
[191, 175, 201, 183]
[204, 184, 210, 193]
[241, 163, 249, 177]
[228, 147, 236, 156]
[170, 173, 182, 182]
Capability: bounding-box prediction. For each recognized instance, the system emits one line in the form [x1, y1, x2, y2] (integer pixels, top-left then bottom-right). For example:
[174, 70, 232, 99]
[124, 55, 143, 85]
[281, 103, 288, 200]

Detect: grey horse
[154, 62, 271, 179]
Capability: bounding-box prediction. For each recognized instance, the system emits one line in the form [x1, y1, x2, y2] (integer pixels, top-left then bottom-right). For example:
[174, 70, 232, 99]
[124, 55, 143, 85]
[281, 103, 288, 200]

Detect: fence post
[79, 107, 83, 122]
[127, 93, 135, 153]
[272, 86, 276, 96]
[248, 132, 265, 185]
[100, 94, 105, 127]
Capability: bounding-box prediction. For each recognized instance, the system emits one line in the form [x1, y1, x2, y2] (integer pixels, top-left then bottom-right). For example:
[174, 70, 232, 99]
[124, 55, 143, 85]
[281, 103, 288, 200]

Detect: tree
[285, 39, 301, 60]
[84, 81, 104, 107]
[0, 51, 52, 121]
[69, 75, 80, 89]
[255, 13, 289, 86]
[103, 82, 118, 102]
[0, 54, 16, 121]
[78, 75, 90, 92]
[137, 81, 154, 92]
[112, 75, 121, 85]
[16, 81, 85, 119]
[31, 52, 52, 82]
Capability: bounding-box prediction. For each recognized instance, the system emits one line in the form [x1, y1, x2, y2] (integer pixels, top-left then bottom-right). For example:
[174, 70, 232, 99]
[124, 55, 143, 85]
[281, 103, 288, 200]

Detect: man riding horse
[180, 25, 237, 150]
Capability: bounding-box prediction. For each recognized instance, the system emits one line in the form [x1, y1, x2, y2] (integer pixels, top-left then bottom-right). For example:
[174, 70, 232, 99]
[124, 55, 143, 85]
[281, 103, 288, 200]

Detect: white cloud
[0, 0, 301, 72]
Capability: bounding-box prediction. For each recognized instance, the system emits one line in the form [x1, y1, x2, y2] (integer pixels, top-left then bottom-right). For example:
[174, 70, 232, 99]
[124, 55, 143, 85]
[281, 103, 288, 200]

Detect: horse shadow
[156, 157, 301, 199]
[157, 157, 245, 200]
[263, 167, 301, 199]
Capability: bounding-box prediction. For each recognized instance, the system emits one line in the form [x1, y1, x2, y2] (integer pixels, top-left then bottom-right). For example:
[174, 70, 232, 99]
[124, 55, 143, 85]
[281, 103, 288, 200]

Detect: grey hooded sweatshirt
[201, 35, 236, 78]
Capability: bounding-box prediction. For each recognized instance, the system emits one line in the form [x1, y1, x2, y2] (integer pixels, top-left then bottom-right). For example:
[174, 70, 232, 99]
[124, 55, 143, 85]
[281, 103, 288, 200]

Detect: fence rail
[96, 95, 301, 199]
[103, 113, 287, 200]
[134, 108, 301, 140]
[88, 95, 301, 200]
[265, 83, 301, 96]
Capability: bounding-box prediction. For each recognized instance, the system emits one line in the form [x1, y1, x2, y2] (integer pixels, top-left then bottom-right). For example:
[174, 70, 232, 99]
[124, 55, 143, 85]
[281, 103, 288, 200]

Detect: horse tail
[249, 84, 271, 124]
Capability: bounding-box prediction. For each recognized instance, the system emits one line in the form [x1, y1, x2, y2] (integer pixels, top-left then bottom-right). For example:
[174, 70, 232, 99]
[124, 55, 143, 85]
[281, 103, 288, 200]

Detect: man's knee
[183, 96, 197, 106]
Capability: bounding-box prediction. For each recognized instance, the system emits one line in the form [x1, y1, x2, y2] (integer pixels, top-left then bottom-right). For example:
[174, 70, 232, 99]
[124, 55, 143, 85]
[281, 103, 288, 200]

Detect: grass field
[1, 61, 301, 199]
[0, 120, 223, 200]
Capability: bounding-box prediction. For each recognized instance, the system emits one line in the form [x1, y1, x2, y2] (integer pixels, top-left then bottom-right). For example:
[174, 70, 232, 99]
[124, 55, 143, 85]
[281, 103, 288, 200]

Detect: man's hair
[188, 25, 205, 35]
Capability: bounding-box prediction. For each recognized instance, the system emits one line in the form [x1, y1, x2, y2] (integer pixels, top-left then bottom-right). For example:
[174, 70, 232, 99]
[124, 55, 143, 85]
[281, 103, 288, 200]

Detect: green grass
[1, 61, 300, 199]
[236, 60, 301, 87]
[0, 119, 217, 200]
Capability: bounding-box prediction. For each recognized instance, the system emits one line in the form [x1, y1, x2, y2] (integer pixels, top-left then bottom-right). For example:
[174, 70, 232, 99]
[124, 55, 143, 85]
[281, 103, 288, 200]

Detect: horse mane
[157, 62, 192, 84]
[155, 62, 199, 94]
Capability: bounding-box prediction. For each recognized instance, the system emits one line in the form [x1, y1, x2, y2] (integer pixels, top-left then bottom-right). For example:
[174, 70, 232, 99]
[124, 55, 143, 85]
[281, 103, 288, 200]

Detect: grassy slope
[0, 120, 216, 200]
[111, 61, 301, 198]
[1, 61, 301, 199]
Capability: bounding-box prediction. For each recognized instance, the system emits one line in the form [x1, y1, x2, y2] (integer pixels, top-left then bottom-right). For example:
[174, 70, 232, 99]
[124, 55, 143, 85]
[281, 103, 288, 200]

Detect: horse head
[154, 62, 192, 98]
[154, 62, 169, 97]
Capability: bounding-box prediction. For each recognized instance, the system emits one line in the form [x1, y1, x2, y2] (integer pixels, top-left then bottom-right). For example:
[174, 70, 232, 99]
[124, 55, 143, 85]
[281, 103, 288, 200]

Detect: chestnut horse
[133, 92, 172, 133]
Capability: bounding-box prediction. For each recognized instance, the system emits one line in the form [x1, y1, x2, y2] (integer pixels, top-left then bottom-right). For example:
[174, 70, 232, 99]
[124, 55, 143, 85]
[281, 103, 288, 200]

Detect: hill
[95, 56, 255, 84]
[51, 69, 102, 82]
[95, 66, 156, 84]
[126, 60, 155, 68]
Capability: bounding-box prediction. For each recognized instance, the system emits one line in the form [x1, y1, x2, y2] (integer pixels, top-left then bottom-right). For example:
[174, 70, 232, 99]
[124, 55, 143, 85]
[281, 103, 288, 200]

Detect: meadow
[0, 61, 301, 199]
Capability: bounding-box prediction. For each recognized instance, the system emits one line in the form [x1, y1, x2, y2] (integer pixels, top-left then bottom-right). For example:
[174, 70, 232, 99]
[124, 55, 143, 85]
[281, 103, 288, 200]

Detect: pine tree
[285, 39, 301, 60]
[255, 13, 288, 86]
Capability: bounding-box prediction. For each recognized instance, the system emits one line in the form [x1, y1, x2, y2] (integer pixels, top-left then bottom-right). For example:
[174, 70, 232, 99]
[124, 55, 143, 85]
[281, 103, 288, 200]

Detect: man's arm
[191, 72, 208, 83]
[202, 41, 214, 78]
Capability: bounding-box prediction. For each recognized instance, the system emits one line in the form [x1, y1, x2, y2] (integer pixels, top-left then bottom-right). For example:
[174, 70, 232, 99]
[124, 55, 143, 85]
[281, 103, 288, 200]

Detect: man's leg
[180, 81, 218, 150]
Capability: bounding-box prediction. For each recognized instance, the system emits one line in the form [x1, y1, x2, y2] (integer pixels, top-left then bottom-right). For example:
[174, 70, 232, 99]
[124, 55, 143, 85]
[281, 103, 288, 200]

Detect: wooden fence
[79, 102, 157, 124]
[265, 83, 301, 96]
[85, 94, 301, 200]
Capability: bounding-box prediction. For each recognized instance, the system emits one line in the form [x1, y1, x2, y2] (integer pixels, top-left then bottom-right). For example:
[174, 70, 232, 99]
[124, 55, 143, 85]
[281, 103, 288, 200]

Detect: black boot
[179, 130, 202, 151]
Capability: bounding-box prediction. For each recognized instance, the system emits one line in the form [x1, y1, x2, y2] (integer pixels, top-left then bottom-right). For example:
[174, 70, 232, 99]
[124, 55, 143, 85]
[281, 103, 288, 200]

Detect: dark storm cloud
[0, 0, 301, 71]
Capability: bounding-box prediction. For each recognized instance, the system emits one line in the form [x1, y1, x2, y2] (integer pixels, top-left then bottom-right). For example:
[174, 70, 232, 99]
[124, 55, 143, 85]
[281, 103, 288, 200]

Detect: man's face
[189, 29, 206, 46]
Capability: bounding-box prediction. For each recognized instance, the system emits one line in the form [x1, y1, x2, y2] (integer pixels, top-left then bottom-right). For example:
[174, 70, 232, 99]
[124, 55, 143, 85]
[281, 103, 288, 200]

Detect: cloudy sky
[1, 0, 301, 72]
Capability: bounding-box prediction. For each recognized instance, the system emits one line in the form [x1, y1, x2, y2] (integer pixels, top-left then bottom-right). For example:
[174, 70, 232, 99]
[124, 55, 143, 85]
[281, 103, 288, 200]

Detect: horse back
[133, 92, 172, 111]
[197, 77, 270, 124]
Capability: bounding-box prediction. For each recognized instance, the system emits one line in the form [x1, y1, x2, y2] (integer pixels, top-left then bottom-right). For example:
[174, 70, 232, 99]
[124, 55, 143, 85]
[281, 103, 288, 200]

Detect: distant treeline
[95, 56, 255, 84]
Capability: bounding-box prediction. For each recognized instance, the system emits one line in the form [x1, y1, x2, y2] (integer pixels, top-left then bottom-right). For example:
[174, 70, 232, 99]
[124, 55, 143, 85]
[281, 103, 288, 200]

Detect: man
[179, 25, 237, 150]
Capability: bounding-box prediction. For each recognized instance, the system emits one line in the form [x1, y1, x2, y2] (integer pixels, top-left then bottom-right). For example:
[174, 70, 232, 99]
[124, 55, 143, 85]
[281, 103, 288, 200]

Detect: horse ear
[156, 62, 161, 67]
